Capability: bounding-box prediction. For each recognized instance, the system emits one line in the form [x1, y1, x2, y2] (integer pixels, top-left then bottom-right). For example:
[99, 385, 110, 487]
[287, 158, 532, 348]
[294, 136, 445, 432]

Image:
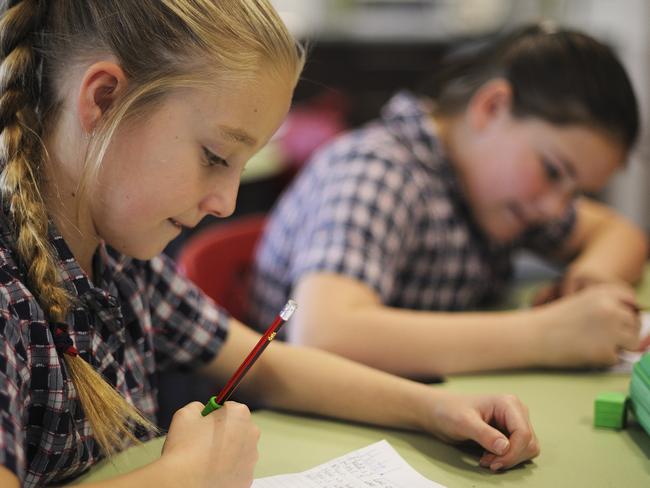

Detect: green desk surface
[72, 266, 650, 486]
[73, 372, 649, 487]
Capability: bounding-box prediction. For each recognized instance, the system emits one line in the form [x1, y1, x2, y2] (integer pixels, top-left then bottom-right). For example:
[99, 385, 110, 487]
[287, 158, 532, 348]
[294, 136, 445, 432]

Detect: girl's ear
[466, 78, 512, 131]
[77, 61, 128, 134]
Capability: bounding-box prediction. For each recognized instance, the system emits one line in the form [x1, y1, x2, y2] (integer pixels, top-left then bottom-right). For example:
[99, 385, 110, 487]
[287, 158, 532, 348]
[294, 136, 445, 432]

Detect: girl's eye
[202, 147, 229, 167]
[541, 158, 561, 182]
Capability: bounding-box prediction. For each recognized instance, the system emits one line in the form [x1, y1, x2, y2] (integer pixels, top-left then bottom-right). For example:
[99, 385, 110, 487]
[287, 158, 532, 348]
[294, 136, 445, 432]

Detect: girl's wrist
[405, 382, 448, 434]
[524, 306, 555, 367]
[151, 451, 198, 487]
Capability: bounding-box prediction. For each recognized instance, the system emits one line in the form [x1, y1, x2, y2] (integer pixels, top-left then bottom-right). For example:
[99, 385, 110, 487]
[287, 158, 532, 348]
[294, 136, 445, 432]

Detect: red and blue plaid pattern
[0, 212, 230, 486]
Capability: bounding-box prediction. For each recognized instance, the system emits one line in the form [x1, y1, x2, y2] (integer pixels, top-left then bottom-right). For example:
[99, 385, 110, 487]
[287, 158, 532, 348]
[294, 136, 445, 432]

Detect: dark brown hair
[419, 22, 639, 151]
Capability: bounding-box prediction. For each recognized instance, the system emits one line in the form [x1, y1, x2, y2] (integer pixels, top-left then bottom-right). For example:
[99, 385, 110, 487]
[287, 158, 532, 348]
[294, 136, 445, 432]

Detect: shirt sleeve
[140, 253, 231, 372]
[519, 201, 577, 257]
[0, 306, 28, 483]
[288, 154, 422, 302]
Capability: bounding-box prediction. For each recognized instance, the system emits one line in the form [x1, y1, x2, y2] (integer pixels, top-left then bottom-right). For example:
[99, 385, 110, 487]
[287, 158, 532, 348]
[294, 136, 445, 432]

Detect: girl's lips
[169, 218, 201, 230]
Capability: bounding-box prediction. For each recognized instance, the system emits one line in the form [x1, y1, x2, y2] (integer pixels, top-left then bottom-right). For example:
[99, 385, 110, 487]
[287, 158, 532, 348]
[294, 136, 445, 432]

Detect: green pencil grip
[201, 396, 221, 416]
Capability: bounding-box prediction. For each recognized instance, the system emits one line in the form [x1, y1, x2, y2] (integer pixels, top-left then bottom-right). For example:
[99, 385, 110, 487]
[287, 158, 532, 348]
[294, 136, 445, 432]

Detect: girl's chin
[484, 224, 522, 244]
[107, 238, 172, 261]
[480, 211, 528, 243]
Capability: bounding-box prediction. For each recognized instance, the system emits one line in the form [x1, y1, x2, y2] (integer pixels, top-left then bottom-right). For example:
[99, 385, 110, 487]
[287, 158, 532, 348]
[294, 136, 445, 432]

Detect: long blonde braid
[0, 0, 67, 315]
[0, 0, 158, 457]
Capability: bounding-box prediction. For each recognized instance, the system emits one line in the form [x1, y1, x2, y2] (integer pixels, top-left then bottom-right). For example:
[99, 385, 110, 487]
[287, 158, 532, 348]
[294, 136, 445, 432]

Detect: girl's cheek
[516, 169, 548, 199]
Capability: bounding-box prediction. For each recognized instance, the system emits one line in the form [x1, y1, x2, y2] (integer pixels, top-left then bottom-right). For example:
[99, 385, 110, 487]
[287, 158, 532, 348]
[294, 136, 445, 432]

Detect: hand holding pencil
[161, 302, 297, 487]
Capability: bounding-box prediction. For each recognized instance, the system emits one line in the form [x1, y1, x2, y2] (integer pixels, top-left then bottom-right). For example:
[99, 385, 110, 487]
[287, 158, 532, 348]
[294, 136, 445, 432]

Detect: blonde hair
[0, 0, 304, 457]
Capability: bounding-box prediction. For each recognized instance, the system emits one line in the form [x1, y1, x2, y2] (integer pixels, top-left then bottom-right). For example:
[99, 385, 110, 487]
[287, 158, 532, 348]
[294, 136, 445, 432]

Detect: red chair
[177, 215, 266, 322]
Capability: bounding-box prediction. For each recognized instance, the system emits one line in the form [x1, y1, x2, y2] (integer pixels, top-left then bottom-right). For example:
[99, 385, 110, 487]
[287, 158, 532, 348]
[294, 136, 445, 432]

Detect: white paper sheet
[252, 440, 446, 488]
[609, 312, 650, 373]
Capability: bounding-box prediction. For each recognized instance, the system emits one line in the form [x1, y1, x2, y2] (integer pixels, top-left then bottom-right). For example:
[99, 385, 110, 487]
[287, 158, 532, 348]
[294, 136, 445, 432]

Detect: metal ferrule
[279, 299, 298, 321]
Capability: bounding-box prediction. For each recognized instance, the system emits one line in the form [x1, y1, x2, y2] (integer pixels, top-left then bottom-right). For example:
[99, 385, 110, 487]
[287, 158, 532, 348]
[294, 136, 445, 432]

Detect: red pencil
[202, 299, 297, 416]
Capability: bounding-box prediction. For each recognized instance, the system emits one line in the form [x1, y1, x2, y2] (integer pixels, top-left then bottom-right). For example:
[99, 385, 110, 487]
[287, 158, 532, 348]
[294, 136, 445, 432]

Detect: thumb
[465, 415, 510, 456]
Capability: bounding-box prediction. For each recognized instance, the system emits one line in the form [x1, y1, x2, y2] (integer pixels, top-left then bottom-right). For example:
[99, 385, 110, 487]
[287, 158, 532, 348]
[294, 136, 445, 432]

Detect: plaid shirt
[250, 91, 575, 332]
[0, 207, 230, 486]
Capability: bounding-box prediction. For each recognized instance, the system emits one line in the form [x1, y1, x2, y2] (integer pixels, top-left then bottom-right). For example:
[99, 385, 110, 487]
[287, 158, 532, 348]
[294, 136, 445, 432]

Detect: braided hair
[0, 0, 160, 457]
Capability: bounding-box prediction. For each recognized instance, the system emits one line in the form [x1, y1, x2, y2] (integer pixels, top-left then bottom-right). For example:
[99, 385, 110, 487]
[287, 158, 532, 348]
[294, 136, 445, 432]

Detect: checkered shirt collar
[380, 90, 467, 203]
[384, 91, 478, 215]
[0, 201, 126, 338]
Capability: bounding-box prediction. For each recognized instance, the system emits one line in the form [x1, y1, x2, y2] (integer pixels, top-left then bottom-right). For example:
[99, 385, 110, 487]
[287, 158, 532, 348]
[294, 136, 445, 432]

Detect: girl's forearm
[249, 339, 441, 432]
[287, 305, 545, 377]
[569, 219, 648, 284]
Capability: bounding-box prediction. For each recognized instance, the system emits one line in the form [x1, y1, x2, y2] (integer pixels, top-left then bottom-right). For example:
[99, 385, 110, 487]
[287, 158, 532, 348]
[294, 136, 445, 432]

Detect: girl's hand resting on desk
[161, 401, 260, 488]
[425, 392, 539, 472]
[534, 283, 641, 367]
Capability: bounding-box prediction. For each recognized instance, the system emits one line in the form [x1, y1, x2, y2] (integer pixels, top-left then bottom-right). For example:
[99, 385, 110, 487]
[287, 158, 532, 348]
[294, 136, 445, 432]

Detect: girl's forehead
[159, 75, 293, 146]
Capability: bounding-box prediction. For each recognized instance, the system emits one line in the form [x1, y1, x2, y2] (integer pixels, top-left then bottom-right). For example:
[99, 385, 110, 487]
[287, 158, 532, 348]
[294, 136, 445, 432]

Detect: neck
[43, 160, 100, 280]
[431, 112, 463, 166]
[431, 112, 477, 205]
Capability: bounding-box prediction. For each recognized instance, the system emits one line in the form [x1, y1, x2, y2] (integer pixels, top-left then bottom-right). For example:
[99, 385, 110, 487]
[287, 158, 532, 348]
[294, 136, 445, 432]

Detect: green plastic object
[634, 352, 650, 384]
[201, 396, 221, 416]
[630, 374, 650, 433]
[594, 392, 627, 429]
[629, 353, 650, 435]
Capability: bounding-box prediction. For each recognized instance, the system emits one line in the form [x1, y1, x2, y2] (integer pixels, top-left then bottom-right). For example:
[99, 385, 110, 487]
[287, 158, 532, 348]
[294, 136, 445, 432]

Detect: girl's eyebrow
[218, 125, 257, 147]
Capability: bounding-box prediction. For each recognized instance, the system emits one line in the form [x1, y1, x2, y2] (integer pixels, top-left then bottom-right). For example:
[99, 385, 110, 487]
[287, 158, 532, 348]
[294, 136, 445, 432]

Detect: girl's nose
[199, 179, 239, 218]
